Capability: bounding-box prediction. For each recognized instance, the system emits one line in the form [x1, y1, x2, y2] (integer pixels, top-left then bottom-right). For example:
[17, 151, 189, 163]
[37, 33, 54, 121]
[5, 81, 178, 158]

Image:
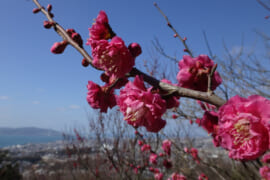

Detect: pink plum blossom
[117, 76, 167, 132]
[196, 111, 218, 134]
[162, 139, 172, 156]
[263, 153, 270, 164]
[176, 55, 222, 91]
[86, 81, 116, 113]
[190, 147, 200, 164]
[217, 95, 270, 160]
[260, 166, 270, 180]
[154, 172, 164, 180]
[168, 173, 187, 180]
[90, 36, 135, 78]
[149, 153, 158, 165]
[141, 144, 151, 152]
[87, 10, 115, 41]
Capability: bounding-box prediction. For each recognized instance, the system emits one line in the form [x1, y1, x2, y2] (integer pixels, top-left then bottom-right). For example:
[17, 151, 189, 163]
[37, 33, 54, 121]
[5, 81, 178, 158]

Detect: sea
[0, 135, 62, 148]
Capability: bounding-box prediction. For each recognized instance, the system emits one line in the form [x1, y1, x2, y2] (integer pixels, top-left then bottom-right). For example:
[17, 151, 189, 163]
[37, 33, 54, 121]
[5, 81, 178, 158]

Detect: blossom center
[231, 119, 251, 146]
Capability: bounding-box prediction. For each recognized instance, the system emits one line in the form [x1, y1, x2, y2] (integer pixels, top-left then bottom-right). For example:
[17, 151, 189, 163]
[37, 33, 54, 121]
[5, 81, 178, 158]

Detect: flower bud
[72, 33, 83, 48]
[43, 21, 53, 29]
[33, 8, 41, 14]
[183, 37, 187, 41]
[47, 4, 52, 12]
[51, 41, 68, 54]
[49, 13, 54, 18]
[100, 73, 110, 83]
[81, 58, 89, 67]
[173, 34, 177, 38]
[128, 43, 142, 57]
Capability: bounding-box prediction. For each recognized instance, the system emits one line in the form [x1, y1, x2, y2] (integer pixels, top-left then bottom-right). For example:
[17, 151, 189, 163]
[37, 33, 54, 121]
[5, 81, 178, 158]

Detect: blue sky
[0, 0, 269, 131]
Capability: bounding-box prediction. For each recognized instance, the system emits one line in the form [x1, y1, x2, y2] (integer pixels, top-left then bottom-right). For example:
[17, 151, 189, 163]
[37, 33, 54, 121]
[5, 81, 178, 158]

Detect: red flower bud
[128, 43, 142, 57]
[72, 33, 83, 48]
[100, 73, 110, 83]
[33, 8, 41, 14]
[173, 34, 177, 38]
[43, 21, 53, 29]
[49, 13, 54, 18]
[66, 29, 76, 36]
[47, 4, 52, 12]
[183, 37, 187, 41]
[82, 58, 89, 67]
[51, 41, 68, 54]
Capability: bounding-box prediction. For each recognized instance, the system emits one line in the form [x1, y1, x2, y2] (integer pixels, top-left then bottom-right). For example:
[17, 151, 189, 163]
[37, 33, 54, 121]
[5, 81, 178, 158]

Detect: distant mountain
[0, 127, 62, 136]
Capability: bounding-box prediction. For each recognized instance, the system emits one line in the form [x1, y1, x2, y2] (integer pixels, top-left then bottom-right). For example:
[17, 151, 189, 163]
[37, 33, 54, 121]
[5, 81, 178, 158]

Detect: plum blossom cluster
[136, 137, 187, 180]
[177, 55, 222, 92]
[86, 11, 141, 78]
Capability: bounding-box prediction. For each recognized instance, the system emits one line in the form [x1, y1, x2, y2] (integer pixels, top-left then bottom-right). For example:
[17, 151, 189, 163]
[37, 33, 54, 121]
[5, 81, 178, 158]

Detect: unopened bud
[183, 48, 188, 52]
[128, 43, 142, 57]
[72, 33, 83, 48]
[43, 21, 53, 29]
[173, 34, 177, 38]
[100, 73, 109, 83]
[183, 37, 187, 41]
[265, 15, 270, 19]
[32, 8, 41, 14]
[172, 114, 178, 119]
[81, 58, 89, 67]
[167, 22, 172, 28]
[49, 12, 54, 18]
[51, 41, 68, 54]
[47, 4, 52, 12]
[66, 29, 76, 36]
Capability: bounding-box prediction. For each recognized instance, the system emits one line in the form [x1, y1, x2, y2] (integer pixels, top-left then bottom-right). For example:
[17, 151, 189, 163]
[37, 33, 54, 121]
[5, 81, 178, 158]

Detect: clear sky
[0, 0, 269, 131]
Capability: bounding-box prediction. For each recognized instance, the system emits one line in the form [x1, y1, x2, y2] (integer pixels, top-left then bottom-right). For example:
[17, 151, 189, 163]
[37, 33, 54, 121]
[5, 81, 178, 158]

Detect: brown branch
[32, 0, 226, 108]
[154, 3, 194, 57]
[32, 0, 94, 67]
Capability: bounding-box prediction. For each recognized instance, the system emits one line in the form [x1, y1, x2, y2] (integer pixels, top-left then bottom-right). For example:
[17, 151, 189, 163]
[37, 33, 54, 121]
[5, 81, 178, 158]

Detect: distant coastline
[0, 127, 63, 148]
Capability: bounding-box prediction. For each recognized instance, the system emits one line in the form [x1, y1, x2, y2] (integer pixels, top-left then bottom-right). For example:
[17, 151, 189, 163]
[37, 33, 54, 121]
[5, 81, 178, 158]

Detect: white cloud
[0, 96, 9, 100]
[69, 105, 80, 109]
[32, 100, 40, 105]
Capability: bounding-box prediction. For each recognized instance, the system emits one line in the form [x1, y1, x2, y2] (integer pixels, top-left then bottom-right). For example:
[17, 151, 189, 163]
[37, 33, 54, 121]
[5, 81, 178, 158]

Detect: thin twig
[154, 3, 194, 57]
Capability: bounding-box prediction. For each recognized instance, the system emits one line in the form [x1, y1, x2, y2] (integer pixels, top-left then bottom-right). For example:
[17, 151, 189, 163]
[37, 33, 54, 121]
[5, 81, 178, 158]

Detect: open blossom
[90, 36, 135, 78]
[162, 139, 172, 156]
[196, 111, 218, 134]
[168, 173, 187, 180]
[86, 81, 116, 113]
[149, 153, 158, 164]
[141, 144, 151, 152]
[87, 10, 115, 41]
[260, 166, 270, 180]
[177, 55, 222, 91]
[262, 153, 270, 164]
[117, 76, 167, 132]
[190, 147, 200, 164]
[154, 172, 164, 180]
[218, 95, 270, 160]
